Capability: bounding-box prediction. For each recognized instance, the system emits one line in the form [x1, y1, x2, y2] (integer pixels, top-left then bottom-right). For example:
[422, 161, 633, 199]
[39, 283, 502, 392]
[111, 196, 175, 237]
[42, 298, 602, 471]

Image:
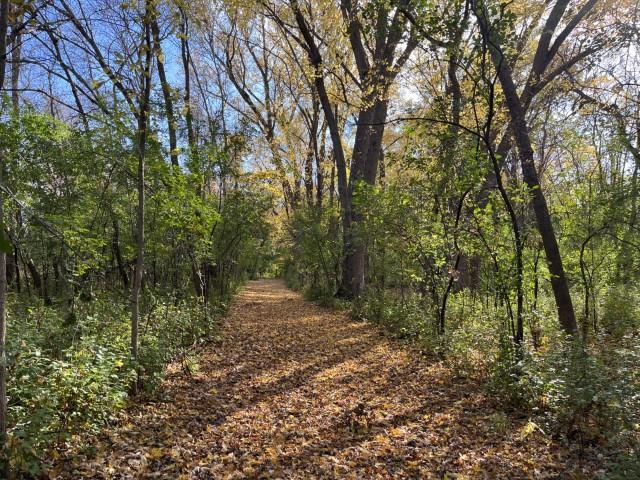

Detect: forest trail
[55, 280, 589, 479]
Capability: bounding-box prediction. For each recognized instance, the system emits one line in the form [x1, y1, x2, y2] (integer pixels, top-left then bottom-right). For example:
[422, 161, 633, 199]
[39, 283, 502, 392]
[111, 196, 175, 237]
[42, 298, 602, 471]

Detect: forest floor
[52, 279, 602, 479]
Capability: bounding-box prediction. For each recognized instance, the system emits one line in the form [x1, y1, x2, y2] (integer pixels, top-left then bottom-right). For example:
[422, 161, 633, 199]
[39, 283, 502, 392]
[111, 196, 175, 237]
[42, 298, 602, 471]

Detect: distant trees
[9, 0, 632, 347]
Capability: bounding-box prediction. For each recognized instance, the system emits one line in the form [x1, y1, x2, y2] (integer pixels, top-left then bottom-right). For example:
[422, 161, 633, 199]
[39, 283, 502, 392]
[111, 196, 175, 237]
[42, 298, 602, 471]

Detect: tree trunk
[191, 261, 204, 299]
[0, 168, 6, 478]
[151, 15, 178, 167]
[341, 98, 389, 297]
[289, 0, 414, 297]
[0, 0, 10, 474]
[304, 144, 314, 207]
[26, 258, 43, 296]
[315, 119, 327, 208]
[131, 2, 153, 391]
[112, 217, 129, 290]
[475, 4, 577, 336]
[290, 2, 351, 290]
[179, 7, 195, 154]
[10, 8, 21, 113]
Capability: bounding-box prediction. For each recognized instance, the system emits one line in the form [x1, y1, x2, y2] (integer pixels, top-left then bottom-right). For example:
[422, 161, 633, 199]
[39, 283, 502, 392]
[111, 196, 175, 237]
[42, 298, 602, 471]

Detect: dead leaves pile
[50, 280, 603, 479]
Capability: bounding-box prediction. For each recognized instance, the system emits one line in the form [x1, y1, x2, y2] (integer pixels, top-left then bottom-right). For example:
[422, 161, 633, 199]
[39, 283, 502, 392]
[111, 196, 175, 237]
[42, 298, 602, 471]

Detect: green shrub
[6, 291, 226, 476]
[137, 296, 223, 390]
[8, 343, 134, 476]
[283, 206, 342, 300]
[601, 285, 639, 337]
[517, 335, 640, 443]
[353, 290, 434, 341]
[601, 450, 640, 479]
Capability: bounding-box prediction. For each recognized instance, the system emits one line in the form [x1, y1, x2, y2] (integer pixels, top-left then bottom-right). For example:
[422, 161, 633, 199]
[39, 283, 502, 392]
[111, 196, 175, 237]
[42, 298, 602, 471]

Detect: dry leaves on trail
[51, 280, 598, 479]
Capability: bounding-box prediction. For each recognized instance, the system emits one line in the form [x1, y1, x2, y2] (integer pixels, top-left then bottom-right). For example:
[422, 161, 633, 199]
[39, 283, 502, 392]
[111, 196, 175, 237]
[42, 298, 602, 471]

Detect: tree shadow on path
[53, 279, 591, 480]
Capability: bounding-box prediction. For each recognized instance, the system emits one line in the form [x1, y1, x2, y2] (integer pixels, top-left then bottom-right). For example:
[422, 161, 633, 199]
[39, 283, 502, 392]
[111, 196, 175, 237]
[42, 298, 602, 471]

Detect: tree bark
[179, 7, 195, 153]
[342, 97, 389, 297]
[316, 118, 327, 209]
[10, 7, 21, 113]
[131, 1, 153, 391]
[26, 258, 45, 299]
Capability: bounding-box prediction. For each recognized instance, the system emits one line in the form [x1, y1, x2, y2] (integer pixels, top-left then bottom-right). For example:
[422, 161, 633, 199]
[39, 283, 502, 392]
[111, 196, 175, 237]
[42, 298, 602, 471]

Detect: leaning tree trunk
[475, 4, 577, 336]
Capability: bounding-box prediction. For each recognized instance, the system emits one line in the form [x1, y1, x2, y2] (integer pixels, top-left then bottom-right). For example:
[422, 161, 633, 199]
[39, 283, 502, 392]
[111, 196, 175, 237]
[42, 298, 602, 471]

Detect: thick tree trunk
[290, 0, 414, 297]
[341, 98, 389, 297]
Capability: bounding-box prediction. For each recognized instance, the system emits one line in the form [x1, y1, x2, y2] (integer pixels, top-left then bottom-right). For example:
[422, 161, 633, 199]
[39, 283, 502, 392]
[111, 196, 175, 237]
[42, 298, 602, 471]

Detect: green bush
[8, 343, 134, 476]
[283, 206, 342, 301]
[137, 296, 224, 390]
[353, 290, 435, 342]
[517, 335, 640, 444]
[6, 292, 226, 476]
[601, 285, 639, 337]
[601, 450, 640, 479]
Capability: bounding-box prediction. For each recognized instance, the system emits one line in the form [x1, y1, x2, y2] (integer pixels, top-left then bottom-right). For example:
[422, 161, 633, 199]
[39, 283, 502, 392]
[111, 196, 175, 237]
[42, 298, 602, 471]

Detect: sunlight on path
[53, 280, 579, 479]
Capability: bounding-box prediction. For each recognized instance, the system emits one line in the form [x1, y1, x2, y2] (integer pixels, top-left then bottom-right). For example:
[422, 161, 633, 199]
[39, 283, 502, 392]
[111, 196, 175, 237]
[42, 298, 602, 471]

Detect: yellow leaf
[148, 447, 165, 459]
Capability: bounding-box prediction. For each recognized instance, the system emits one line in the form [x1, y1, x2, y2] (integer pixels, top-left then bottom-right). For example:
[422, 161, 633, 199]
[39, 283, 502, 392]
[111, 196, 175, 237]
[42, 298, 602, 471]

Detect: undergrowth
[7, 290, 230, 477]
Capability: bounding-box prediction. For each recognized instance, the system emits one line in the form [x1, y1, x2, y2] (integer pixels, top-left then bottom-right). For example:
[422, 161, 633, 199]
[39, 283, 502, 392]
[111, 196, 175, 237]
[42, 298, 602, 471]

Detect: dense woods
[0, 0, 639, 477]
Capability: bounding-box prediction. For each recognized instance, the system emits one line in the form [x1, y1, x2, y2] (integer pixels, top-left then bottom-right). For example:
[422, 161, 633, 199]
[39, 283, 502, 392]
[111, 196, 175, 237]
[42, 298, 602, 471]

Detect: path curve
[55, 279, 590, 479]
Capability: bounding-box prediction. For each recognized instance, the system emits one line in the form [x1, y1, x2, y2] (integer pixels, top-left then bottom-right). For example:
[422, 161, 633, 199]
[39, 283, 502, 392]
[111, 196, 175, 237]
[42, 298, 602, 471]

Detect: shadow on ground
[52, 279, 592, 479]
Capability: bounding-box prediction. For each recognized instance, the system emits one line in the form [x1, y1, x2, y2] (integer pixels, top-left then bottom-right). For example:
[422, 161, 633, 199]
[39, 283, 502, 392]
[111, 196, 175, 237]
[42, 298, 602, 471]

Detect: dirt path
[55, 279, 591, 479]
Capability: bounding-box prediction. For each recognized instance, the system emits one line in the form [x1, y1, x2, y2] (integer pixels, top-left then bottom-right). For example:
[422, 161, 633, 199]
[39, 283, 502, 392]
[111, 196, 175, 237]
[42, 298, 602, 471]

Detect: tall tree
[131, 0, 154, 390]
[57, 0, 156, 384]
[0, 1, 10, 473]
[473, 0, 580, 335]
[275, 0, 418, 297]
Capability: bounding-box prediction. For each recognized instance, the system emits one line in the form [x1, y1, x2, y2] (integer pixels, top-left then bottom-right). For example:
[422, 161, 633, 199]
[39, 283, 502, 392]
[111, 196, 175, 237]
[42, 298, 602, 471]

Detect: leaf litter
[49, 279, 603, 479]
